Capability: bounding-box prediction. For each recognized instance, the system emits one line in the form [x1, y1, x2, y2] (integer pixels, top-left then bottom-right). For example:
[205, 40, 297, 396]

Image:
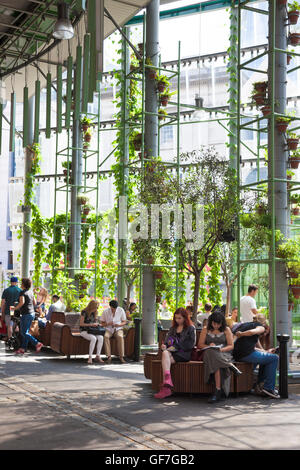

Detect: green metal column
[117, 28, 130, 305]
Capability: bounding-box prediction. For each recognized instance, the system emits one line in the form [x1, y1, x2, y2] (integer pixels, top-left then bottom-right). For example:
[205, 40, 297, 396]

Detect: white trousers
[80, 331, 104, 357]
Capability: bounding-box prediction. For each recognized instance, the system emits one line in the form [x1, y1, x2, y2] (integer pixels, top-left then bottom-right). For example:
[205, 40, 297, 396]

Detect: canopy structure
[0, 0, 153, 100]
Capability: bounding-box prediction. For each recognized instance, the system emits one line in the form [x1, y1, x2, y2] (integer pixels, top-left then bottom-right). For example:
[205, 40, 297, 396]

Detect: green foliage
[288, 1, 300, 11]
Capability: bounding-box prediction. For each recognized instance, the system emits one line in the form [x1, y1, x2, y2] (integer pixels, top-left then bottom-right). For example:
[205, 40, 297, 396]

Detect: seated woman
[80, 300, 104, 365]
[198, 309, 242, 403]
[226, 306, 238, 329]
[125, 302, 137, 321]
[34, 287, 48, 317]
[154, 307, 196, 399]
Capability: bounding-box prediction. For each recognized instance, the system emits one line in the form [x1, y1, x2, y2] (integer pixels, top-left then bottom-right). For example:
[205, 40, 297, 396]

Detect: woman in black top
[154, 307, 196, 399]
[80, 300, 104, 364]
[14, 278, 43, 355]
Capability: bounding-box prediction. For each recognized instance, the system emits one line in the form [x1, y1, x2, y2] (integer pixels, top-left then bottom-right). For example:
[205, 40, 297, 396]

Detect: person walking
[80, 300, 104, 365]
[233, 314, 279, 398]
[240, 284, 259, 323]
[13, 278, 43, 354]
[1, 276, 22, 340]
[154, 307, 196, 399]
[100, 300, 127, 364]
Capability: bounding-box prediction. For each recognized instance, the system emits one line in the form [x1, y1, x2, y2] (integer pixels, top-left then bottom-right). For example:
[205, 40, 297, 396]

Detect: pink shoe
[154, 386, 173, 399]
[15, 348, 25, 355]
[163, 373, 174, 388]
[35, 342, 43, 353]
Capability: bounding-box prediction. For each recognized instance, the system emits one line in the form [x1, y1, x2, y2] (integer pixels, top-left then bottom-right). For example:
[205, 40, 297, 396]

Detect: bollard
[134, 318, 142, 362]
[277, 334, 290, 399]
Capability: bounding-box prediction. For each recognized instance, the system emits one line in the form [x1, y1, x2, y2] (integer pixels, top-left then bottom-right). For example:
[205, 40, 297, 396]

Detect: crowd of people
[0, 277, 279, 401]
[155, 284, 280, 402]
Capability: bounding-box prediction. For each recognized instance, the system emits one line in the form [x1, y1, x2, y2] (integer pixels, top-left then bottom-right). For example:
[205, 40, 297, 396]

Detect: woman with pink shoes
[154, 308, 196, 399]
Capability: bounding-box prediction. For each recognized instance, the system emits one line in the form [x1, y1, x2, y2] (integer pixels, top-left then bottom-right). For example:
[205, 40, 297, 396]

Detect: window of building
[160, 125, 174, 147]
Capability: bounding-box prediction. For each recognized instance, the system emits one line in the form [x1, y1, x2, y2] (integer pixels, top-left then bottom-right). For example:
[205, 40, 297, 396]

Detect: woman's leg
[95, 335, 104, 357]
[21, 314, 38, 350]
[161, 350, 175, 374]
[215, 369, 221, 389]
[154, 352, 175, 399]
[80, 331, 96, 359]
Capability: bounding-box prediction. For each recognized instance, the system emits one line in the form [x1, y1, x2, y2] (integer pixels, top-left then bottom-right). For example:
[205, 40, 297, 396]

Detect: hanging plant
[132, 132, 143, 151]
[84, 128, 92, 142]
[158, 108, 168, 121]
[289, 151, 300, 168]
[287, 131, 299, 150]
[288, 1, 300, 24]
[276, 116, 291, 133]
[77, 193, 89, 205]
[253, 81, 268, 93]
[156, 74, 169, 94]
[261, 105, 271, 116]
[289, 32, 300, 46]
[80, 116, 94, 132]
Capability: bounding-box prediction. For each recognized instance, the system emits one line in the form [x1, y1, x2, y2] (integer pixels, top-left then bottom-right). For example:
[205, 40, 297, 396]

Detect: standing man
[1, 277, 22, 340]
[240, 284, 259, 323]
[100, 300, 127, 364]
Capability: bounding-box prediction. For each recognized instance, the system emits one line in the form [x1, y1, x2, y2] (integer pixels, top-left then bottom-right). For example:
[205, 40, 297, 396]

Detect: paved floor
[1, 343, 300, 450]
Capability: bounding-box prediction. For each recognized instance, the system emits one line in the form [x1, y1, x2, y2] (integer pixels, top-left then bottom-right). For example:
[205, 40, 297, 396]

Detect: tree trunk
[192, 274, 200, 324]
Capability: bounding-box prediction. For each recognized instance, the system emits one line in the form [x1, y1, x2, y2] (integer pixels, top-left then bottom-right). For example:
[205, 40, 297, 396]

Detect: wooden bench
[144, 330, 254, 395]
[35, 312, 66, 346]
[50, 313, 136, 359]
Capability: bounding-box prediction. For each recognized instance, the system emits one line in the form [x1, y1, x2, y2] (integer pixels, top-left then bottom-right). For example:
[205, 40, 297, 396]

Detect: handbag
[87, 326, 105, 336]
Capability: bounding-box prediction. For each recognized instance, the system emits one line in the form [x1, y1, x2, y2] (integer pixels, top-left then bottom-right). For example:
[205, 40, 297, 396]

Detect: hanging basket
[252, 93, 266, 106]
[287, 54, 293, 65]
[84, 133, 92, 142]
[276, 121, 289, 133]
[148, 69, 157, 80]
[81, 217, 87, 223]
[160, 95, 169, 107]
[261, 105, 271, 116]
[290, 285, 300, 299]
[288, 10, 300, 25]
[83, 207, 90, 215]
[289, 33, 300, 46]
[287, 138, 299, 150]
[289, 157, 300, 169]
[292, 207, 300, 216]
[254, 82, 267, 93]
[157, 81, 166, 93]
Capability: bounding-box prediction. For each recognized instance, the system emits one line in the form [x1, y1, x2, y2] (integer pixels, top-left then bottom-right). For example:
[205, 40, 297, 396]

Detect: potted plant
[288, 1, 300, 24]
[289, 150, 300, 168]
[132, 132, 143, 151]
[276, 116, 291, 133]
[62, 161, 72, 175]
[287, 130, 299, 150]
[84, 128, 92, 143]
[289, 32, 300, 46]
[158, 108, 168, 121]
[261, 104, 271, 116]
[81, 116, 94, 132]
[240, 213, 254, 228]
[153, 268, 164, 279]
[290, 279, 300, 299]
[287, 260, 300, 278]
[83, 141, 90, 151]
[160, 92, 171, 107]
[77, 193, 89, 205]
[83, 204, 93, 215]
[253, 81, 268, 93]
[156, 74, 169, 94]
[292, 206, 300, 216]
[290, 193, 300, 204]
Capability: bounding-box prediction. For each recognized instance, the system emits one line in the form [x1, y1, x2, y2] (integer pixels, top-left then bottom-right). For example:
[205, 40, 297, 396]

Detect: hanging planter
[288, 269, 299, 278]
[292, 206, 300, 216]
[77, 194, 89, 205]
[289, 32, 300, 46]
[253, 81, 268, 93]
[154, 271, 163, 279]
[289, 155, 300, 168]
[288, 10, 300, 25]
[252, 93, 266, 106]
[84, 131, 92, 142]
[83, 205, 91, 215]
[81, 282, 88, 290]
[287, 54, 293, 65]
[133, 133, 143, 151]
[146, 256, 154, 265]
[287, 136, 299, 150]
[276, 117, 291, 133]
[261, 105, 271, 116]
[290, 285, 300, 299]
[160, 94, 170, 107]
[148, 69, 157, 80]
[81, 116, 93, 133]
[158, 108, 168, 121]
[256, 204, 267, 215]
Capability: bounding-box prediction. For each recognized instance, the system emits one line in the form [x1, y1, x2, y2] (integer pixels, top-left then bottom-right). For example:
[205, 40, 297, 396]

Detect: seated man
[233, 314, 279, 398]
[38, 295, 63, 328]
[100, 300, 127, 364]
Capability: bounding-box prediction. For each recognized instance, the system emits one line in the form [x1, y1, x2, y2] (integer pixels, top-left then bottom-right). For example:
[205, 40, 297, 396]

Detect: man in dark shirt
[1, 277, 22, 339]
[233, 319, 279, 398]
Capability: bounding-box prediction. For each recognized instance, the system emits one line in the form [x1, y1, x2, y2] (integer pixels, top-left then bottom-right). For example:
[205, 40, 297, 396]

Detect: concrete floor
[1, 343, 300, 450]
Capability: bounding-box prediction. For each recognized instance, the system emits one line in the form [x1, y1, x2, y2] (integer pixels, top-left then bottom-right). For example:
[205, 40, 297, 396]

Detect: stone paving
[1, 343, 300, 450]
